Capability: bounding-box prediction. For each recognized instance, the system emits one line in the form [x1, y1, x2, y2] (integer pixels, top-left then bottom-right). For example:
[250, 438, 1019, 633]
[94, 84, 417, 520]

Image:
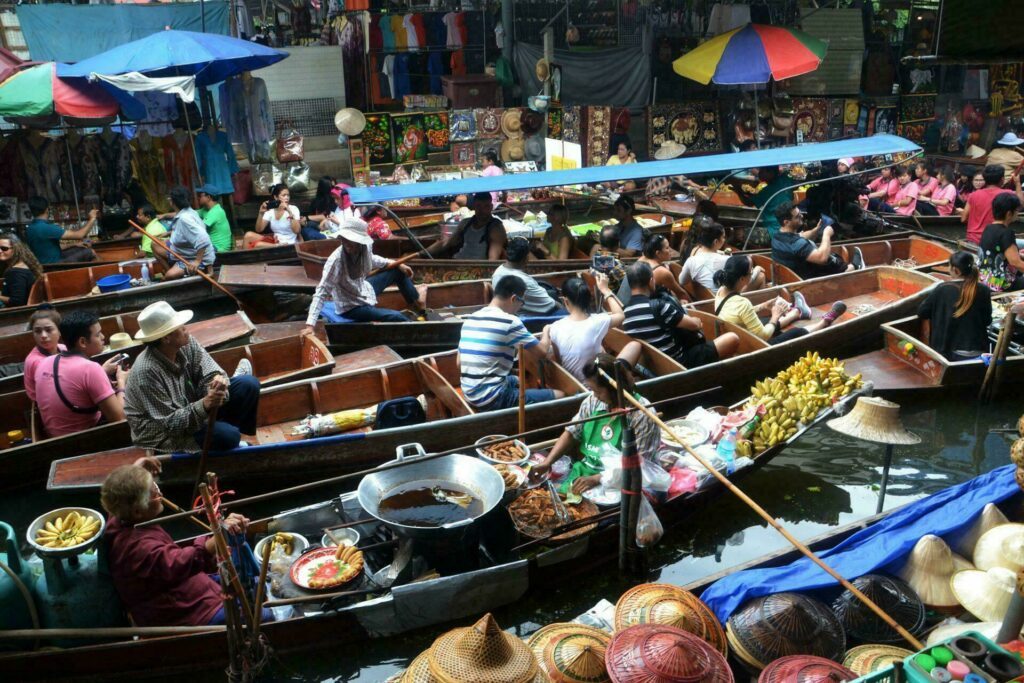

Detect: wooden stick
[980, 312, 1016, 402]
[159, 496, 212, 532]
[368, 250, 419, 277]
[252, 539, 272, 641]
[191, 407, 219, 504]
[518, 345, 527, 435]
[599, 370, 926, 650]
[126, 219, 244, 307]
[0, 626, 226, 640]
[322, 518, 376, 532]
[199, 481, 255, 628]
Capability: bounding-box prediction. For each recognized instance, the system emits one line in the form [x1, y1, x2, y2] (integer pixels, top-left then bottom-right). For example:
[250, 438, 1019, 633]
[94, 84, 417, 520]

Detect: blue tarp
[347, 135, 922, 204]
[16, 3, 229, 63]
[700, 465, 1019, 623]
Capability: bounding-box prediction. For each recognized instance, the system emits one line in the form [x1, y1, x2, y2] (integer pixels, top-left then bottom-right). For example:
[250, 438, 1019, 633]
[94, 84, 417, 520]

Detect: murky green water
[4, 389, 1015, 681]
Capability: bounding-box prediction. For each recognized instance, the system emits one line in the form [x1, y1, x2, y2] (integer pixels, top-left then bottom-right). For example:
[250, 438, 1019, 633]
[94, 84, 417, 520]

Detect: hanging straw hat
[334, 108, 367, 137]
[336, 216, 374, 246]
[895, 534, 974, 610]
[727, 593, 846, 670]
[950, 566, 1017, 622]
[426, 613, 541, 683]
[826, 397, 920, 445]
[502, 109, 523, 138]
[527, 623, 610, 683]
[133, 301, 194, 342]
[758, 654, 858, 683]
[831, 574, 926, 643]
[502, 137, 526, 162]
[613, 583, 727, 655]
[965, 144, 987, 159]
[605, 624, 734, 683]
[972, 523, 1024, 572]
[843, 645, 914, 676]
[535, 58, 551, 83]
[107, 332, 134, 351]
[950, 503, 1010, 558]
[654, 140, 687, 160]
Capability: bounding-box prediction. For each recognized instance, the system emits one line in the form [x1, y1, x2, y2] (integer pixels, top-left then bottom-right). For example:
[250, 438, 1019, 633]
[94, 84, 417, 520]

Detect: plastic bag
[640, 457, 671, 492]
[276, 121, 304, 163]
[635, 495, 664, 548]
[252, 163, 282, 196]
[285, 162, 311, 193]
[668, 467, 697, 497]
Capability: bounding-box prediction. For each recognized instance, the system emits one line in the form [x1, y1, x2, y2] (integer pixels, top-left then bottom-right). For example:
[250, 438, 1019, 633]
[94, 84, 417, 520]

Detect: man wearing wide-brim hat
[302, 216, 426, 331]
[987, 132, 1024, 184]
[124, 301, 260, 453]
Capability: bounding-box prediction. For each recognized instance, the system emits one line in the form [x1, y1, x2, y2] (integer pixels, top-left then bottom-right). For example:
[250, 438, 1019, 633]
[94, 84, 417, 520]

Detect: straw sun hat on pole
[826, 396, 920, 445]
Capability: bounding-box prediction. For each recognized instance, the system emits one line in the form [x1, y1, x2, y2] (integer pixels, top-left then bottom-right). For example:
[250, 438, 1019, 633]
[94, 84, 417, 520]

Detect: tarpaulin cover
[16, 2, 229, 63]
[513, 42, 651, 107]
[91, 72, 197, 103]
[700, 465, 1019, 624]
[347, 135, 921, 204]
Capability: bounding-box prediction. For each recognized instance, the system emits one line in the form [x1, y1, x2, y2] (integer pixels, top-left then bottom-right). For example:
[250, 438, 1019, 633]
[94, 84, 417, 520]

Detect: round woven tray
[613, 583, 727, 656]
[527, 622, 610, 683]
[842, 644, 914, 676]
[508, 489, 600, 542]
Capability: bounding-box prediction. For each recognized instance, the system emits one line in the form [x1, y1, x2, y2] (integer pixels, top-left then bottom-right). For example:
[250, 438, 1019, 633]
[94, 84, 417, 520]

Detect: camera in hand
[592, 253, 616, 272]
[267, 199, 281, 210]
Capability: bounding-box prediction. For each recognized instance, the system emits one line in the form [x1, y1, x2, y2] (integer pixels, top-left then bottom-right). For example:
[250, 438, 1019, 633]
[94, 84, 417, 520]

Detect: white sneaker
[233, 358, 253, 377]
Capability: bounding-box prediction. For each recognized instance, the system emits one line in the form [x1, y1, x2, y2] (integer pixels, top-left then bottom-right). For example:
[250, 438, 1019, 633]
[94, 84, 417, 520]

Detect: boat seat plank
[219, 265, 317, 291]
[46, 446, 149, 490]
[413, 360, 473, 417]
[842, 351, 939, 391]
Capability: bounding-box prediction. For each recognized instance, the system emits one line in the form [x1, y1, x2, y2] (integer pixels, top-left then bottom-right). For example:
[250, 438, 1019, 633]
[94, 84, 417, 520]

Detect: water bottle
[717, 428, 737, 475]
[141, 262, 150, 283]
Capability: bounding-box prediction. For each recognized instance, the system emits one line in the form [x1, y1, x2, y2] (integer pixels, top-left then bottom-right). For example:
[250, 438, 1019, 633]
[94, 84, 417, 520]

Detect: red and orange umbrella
[0, 62, 137, 119]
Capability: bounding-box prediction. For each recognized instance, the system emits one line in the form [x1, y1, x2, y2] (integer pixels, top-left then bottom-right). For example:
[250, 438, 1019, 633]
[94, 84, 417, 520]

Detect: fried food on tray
[303, 546, 364, 590]
[508, 488, 598, 538]
[482, 441, 526, 462]
[493, 464, 523, 489]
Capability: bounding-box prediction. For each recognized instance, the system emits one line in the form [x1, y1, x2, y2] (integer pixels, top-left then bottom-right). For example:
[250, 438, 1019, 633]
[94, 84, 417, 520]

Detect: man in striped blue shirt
[459, 275, 563, 411]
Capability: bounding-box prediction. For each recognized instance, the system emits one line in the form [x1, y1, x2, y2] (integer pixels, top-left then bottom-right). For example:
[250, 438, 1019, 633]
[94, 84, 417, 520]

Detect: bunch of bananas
[742, 352, 863, 454]
[268, 532, 295, 556]
[35, 510, 100, 549]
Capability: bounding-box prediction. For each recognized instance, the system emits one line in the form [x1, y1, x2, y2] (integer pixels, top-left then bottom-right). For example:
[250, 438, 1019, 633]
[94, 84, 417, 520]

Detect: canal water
[3, 388, 1016, 681]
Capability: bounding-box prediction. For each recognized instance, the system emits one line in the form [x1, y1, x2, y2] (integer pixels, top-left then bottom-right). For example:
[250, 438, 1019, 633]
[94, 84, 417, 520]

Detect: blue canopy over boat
[347, 134, 921, 204]
[700, 464, 1018, 623]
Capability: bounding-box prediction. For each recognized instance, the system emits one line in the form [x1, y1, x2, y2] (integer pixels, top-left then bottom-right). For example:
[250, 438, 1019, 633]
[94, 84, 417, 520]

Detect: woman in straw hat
[303, 216, 426, 330]
[124, 301, 260, 453]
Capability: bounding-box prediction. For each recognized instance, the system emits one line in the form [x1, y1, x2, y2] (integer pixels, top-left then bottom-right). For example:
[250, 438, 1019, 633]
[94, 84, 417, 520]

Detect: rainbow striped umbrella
[673, 24, 828, 85]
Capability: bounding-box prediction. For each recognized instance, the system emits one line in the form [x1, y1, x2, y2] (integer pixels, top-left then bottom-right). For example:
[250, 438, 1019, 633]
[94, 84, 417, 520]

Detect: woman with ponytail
[680, 221, 765, 293]
[713, 255, 846, 345]
[918, 251, 992, 360]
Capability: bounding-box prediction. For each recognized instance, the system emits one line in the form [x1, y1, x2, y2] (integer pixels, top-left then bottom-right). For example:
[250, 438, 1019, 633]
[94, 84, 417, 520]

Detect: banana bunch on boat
[742, 353, 863, 454]
[35, 510, 100, 548]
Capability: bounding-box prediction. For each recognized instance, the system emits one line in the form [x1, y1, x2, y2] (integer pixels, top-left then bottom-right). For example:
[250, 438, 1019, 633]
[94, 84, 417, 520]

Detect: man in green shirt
[195, 186, 233, 252]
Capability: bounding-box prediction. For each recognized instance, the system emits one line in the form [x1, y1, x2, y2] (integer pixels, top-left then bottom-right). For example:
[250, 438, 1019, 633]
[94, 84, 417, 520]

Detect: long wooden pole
[599, 370, 925, 650]
[191, 407, 220, 504]
[199, 481, 255, 627]
[126, 219, 245, 307]
[518, 345, 527, 434]
[145, 386, 722, 528]
[159, 496, 212, 532]
[980, 312, 1016, 402]
[0, 626, 226, 640]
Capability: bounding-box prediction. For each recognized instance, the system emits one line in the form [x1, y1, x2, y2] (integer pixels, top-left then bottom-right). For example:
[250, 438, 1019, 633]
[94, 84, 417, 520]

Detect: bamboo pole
[191, 407, 220, 504]
[252, 540, 272, 642]
[159, 496, 212, 532]
[980, 312, 1016, 403]
[599, 370, 926, 650]
[125, 219, 245, 307]
[518, 345, 527, 435]
[199, 481, 256, 628]
[0, 626, 226, 640]
[142, 386, 723, 528]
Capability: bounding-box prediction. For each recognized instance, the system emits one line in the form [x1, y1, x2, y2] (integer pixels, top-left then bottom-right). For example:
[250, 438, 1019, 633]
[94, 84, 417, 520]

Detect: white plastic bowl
[475, 435, 531, 467]
[254, 532, 309, 566]
[321, 527, 360, 548]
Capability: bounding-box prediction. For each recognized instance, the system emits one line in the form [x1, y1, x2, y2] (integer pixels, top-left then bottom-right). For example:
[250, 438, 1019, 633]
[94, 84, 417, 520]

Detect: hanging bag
[276, 120, 304, 163]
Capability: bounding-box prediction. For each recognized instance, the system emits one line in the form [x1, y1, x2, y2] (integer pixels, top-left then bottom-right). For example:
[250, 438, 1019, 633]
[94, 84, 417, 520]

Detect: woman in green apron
[532, 354, 662, 495]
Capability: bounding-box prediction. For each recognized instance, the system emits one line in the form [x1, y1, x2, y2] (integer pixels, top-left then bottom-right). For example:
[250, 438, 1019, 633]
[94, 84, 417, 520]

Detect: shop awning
[347, 135, 921, 204]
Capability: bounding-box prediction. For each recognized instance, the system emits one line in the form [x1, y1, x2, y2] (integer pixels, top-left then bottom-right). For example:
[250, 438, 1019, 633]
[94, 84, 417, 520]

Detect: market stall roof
[58, 29, 287, 87]
[347, 135, 921, 204]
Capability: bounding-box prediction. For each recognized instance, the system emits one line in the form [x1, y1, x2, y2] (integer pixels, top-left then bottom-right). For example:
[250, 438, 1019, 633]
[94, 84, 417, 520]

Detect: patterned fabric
[562, 106, 581, 144]
[567, 393, 661, 462]
[123, 337, 225, 454]
[306, 244, 392, 325]
[649, 103, 722, 156]
[792, 98, 828, 143]
[130, 136, 171, 212]
[162, 133, 196, 193]
[585, 106, 611, 167]
[99, 132, 133, 200]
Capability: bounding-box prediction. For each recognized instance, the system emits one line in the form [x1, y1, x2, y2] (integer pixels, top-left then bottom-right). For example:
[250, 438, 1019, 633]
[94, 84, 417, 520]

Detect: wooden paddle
[599, 369, 926, 650]
[190, 406, 219, 504]
[367, 250, 419, 277]
[126, 219, 245, 308]
[980, 311, 1017, 403]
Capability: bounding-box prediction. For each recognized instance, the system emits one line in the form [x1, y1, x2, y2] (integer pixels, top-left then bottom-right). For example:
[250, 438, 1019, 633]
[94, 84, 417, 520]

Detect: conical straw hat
[950, 566, 1017, 622]
[726, 593, 846, 670]
[614, 583, 727, 655]
[401, 651, 437, 682]
[973, 523, 1024, 572]
[925, 621, 1022, 647]
[527, 623, 610, 683]
[827, 397, 920, 445]
[951, 503, 1010, 557]
[605, 624, 734, 682]
[895, 535, 974, 609]
[843, 645, 914, 676]
[758, 654, 857, 683]
[427, 613, 542, 683]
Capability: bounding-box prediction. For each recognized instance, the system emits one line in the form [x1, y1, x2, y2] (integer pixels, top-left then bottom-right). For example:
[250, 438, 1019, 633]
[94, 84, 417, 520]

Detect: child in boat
[531, 354, 660, 495]
[712, 255, 846, 345]
[917, 251, 992, 361]
[101, 459, 271, 627]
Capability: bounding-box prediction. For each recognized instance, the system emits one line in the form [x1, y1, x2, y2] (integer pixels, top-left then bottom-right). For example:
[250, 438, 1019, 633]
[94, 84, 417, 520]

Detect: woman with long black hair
[918, 251, 992, 360]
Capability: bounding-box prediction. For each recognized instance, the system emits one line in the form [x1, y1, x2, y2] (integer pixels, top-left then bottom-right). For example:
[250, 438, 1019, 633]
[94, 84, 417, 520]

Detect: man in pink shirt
[914, 162, 940, 216]
[962, 164, 1013, 244]
[34, 310, 127, 437]
[479, 150, 504, 205]
[893, 166, 920, 216]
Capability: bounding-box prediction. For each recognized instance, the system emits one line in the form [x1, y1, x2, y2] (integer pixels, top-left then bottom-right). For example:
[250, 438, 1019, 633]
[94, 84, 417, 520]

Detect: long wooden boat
[43, 241, 145, 272]
[0, 310, 256, 395]
[0, 333, 341, 492]
[4, 367, 867, 681]
[0, 262, 219, 334]
[43, 238, 300, 272]
[49, 267, 936, 493]
[843, 292, 1024, 394]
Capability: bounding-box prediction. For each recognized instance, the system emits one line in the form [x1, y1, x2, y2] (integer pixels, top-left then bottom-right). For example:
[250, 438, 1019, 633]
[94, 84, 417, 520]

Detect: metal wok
[357, 443, 505, 541]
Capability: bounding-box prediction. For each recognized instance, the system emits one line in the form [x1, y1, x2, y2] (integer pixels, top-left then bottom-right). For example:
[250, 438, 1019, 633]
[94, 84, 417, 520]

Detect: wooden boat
[47, 349, 587, 492]
[0, 262, 218, 334]
[43, 240, 145, 272]
[43, 238, 300, 272]
[0, 333, 344, 492]
[3, 375, 866, 681]
[0, 311, 256, 395]
[843, 293, 1024, 394]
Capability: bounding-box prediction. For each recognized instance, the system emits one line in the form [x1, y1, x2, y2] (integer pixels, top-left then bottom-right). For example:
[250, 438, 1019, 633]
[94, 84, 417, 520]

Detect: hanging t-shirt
[390, 15, 407, 49]
[261, 205, 301, 245]
[428, 52, 445, 94]
[379, 14, 395, 49]
[403, 15, 419, 49]
[381, 55, 397, 99]
[393, 55, 412, 99]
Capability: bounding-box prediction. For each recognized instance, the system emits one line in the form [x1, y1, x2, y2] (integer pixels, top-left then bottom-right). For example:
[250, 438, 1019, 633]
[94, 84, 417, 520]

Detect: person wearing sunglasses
[0, 233, 43, 308]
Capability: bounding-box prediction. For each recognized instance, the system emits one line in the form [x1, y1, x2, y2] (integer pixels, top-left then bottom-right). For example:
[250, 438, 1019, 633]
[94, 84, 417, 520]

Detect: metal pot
[357, 443, 505, 540]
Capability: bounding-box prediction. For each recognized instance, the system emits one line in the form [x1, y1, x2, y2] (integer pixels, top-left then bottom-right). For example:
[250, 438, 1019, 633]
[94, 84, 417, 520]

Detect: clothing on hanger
[130, 135, 170, 212]
[133, 91, 178, 138]
[98, 131, 132, 201]
[194, 129, 240, 196]
[162, 132, 196, 191]
[403, 15, 419, 50]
